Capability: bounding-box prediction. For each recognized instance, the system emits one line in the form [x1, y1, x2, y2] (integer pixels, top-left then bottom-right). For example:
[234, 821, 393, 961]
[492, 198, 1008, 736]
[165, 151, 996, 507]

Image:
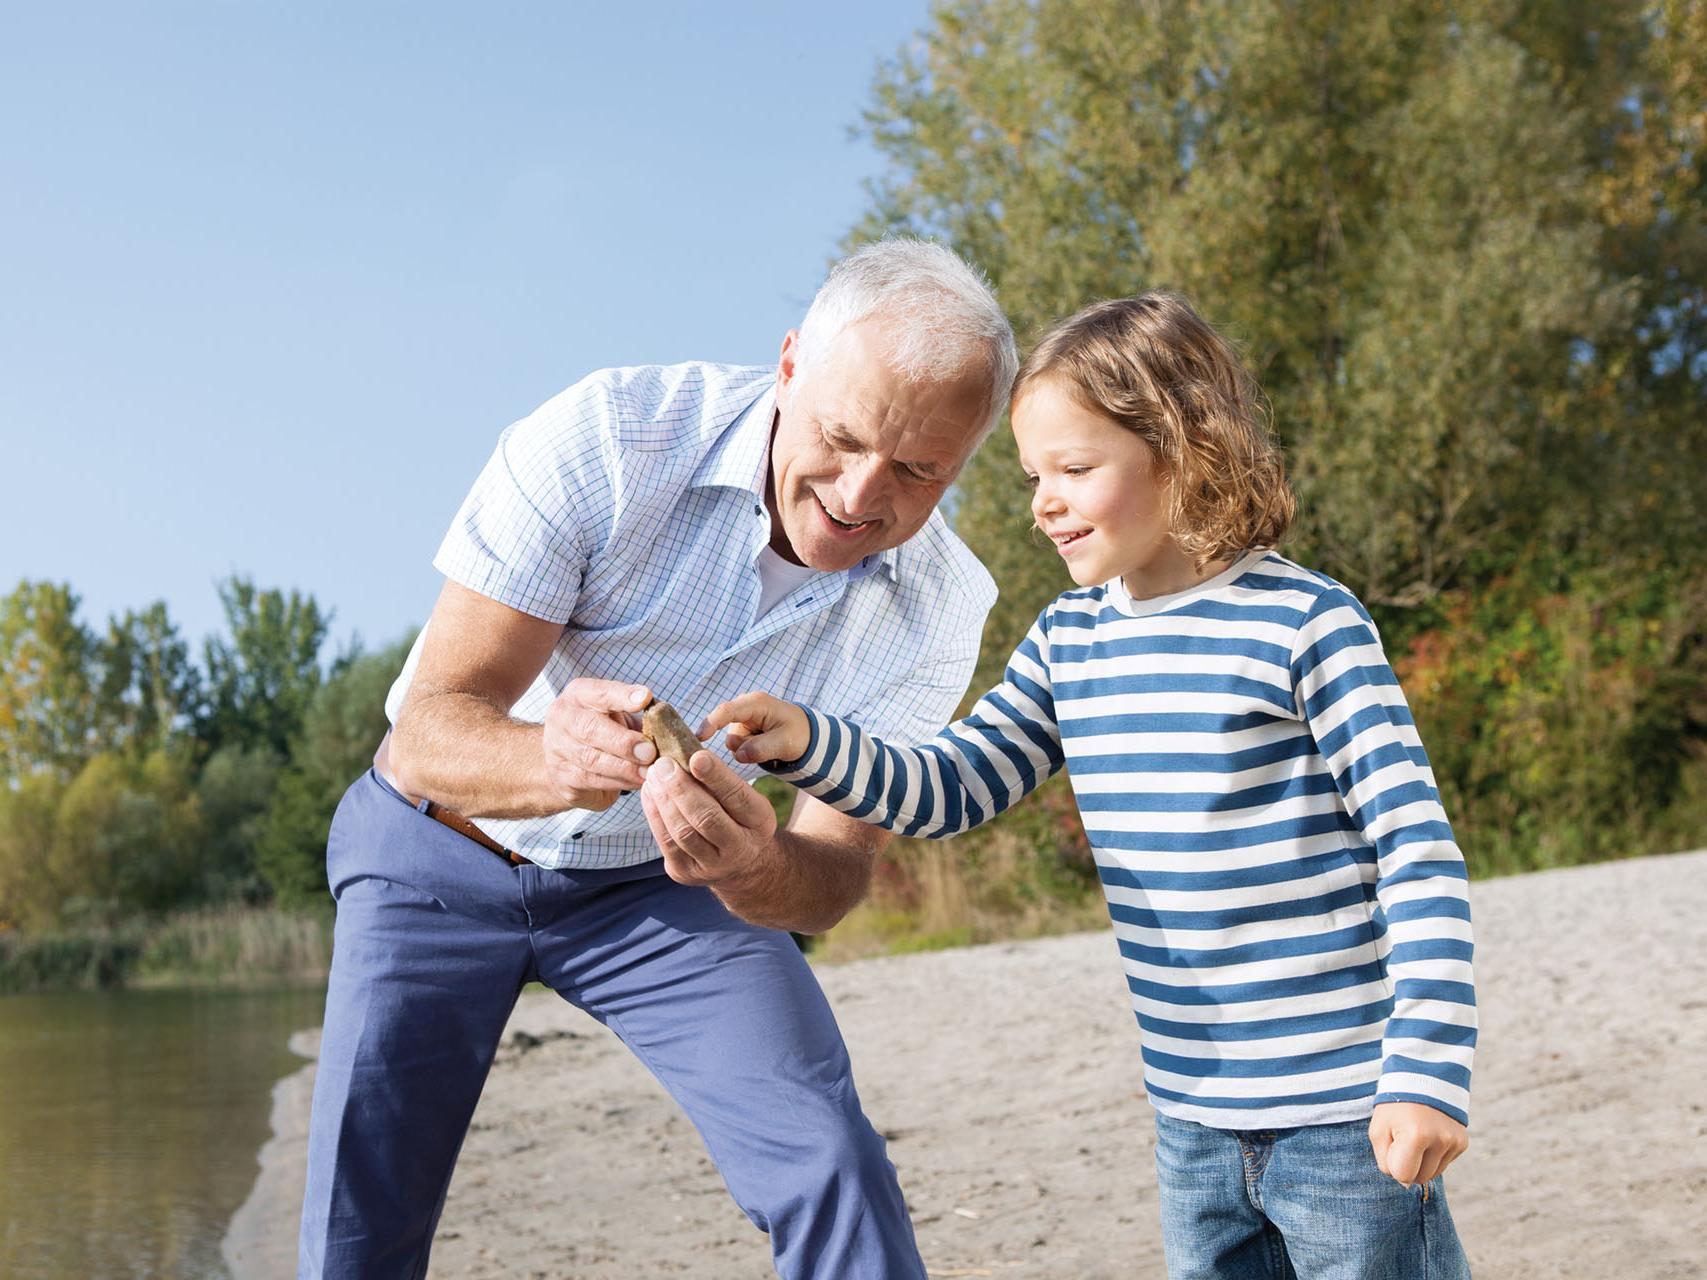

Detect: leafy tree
[199, 576, 331, 759]
[0, 581, 101, 781]
[0, 770, 73, 930]
[849, 0, 1707, 871]
[196, 744, 283, 902]
[97, 601, 200, 756]
[256, 635, 414, 905]
[36, 750, 204, 928]
[853, 0, 1703, 685]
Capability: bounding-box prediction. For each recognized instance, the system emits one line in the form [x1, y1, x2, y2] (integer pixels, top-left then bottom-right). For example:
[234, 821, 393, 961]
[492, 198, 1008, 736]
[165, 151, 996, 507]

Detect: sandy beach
[224, 849, 1707, 1279]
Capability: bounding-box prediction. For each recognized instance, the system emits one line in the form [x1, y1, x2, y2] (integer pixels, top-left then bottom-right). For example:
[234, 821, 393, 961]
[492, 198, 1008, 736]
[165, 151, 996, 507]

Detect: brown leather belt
[375, 734, 533, 866]
[423, 799, 533, 866]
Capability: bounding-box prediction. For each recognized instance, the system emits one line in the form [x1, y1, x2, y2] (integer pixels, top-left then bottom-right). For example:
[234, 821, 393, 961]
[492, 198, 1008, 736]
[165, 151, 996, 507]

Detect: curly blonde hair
[1014, 293, 1295, 569]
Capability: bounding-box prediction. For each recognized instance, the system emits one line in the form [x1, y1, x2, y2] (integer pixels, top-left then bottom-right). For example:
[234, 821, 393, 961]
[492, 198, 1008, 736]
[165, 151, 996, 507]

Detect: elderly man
[297, 239, 1016, 1279]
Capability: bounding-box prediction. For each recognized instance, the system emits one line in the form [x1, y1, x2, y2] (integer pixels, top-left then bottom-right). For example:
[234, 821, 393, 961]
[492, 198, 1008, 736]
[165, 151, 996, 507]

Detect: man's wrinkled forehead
[800, 322, 991, 430]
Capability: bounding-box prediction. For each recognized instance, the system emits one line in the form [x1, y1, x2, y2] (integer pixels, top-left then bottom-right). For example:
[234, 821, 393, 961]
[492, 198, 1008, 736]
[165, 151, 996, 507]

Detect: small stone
[643, 701, 703, 768]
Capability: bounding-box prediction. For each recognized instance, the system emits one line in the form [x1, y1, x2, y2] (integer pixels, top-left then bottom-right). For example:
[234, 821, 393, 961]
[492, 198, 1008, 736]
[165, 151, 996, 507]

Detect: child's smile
[1014, 376, 1200, 596]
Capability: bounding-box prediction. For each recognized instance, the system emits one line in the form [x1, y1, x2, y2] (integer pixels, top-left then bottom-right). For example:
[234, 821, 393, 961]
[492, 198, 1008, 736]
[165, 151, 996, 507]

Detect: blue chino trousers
[296, 770, 925, 1279]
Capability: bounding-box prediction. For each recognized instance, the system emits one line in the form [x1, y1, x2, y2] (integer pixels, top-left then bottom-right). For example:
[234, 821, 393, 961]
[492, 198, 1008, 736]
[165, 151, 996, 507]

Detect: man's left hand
[639, 750, 780, 889]
[1369, 1101, 1469, 1187]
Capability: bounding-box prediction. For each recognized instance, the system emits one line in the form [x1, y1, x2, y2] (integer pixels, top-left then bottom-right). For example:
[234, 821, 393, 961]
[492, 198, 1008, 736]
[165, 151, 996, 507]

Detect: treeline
[826, 0, 1707, 946]
[0, 577, 410, 941]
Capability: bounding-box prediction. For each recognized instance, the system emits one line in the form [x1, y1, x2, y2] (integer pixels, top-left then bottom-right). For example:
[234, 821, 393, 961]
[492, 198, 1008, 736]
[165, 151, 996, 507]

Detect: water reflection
[0, 986, 325, 1279]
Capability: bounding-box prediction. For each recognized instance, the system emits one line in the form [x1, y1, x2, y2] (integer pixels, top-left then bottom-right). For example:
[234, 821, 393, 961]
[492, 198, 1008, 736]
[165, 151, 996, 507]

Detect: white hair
[794, 238, 1018, 440]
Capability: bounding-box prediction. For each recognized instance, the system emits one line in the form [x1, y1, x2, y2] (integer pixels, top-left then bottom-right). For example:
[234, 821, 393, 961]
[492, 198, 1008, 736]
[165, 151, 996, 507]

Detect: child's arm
[704, 608, 1065, 838]
[1292, 586, 1478, 1181]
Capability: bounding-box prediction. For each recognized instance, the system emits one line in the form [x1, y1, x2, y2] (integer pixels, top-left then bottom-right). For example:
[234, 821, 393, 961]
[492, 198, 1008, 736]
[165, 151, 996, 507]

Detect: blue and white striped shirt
[385, 361, 998, 869]
[770, 550, 1477, 1128]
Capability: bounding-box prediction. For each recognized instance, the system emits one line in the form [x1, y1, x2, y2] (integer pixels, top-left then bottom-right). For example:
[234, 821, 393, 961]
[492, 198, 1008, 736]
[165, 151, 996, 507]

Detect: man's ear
[777, 329, 802, 398]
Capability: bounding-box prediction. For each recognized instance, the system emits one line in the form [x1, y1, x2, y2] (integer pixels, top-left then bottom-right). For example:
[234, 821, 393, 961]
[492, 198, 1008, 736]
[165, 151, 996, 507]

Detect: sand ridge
[224, 849, 1707, 1278]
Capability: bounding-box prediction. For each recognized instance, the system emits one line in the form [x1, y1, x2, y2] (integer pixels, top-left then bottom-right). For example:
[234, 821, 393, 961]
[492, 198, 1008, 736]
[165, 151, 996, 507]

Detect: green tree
[256, 635, 414, 905]
[199, 576, 331, 759]
[97, 601, 200, 756]
[0, 581, 101, 781]
[849, 0, 1707, 872]
[30, 750, 205, 928]
[196, 744, 283, 901]
[0, 770, 72, 929]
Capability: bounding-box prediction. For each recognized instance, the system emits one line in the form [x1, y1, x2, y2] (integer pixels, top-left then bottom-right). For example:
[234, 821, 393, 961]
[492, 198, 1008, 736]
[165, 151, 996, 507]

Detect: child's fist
[1369, 1101, 1469, 1187]
[701, 693, 812, 766]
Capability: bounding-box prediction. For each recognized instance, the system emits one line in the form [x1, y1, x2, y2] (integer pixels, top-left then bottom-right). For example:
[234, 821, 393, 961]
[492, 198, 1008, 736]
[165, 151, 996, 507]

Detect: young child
[705, 294, 1477, 1278]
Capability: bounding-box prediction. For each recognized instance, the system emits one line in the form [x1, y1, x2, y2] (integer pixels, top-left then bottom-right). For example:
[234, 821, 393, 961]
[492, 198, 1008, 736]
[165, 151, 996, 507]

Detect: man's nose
[837, 454, 892, 516]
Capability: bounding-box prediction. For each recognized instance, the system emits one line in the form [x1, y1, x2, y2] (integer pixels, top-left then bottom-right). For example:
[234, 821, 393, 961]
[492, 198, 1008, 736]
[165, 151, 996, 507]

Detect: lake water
[0, 986, 326, 1279]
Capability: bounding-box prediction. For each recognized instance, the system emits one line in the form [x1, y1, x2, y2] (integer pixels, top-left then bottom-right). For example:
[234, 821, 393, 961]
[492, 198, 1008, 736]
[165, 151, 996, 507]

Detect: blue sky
[1, 3, 932, 654]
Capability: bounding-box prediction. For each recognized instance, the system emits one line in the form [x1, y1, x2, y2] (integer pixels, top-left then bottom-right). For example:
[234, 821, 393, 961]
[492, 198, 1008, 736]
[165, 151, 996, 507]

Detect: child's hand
[1368, 1101, 1469, 1187]
[701, 693, 812, 766]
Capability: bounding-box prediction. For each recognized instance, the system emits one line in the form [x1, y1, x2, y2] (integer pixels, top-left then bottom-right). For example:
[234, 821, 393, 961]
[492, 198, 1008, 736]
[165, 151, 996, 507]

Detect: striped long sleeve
[770, 609, 1065, 837]
[1291, 588, 1478, 1123]
[770, 552, 1477, 1131]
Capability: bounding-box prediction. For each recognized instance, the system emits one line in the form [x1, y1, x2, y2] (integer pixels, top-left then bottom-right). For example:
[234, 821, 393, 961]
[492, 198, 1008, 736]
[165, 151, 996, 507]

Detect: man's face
[769, 320, 992, 571]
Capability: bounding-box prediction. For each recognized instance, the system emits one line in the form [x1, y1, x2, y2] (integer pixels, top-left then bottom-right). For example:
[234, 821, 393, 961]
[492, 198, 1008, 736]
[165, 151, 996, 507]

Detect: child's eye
[1064, 465, 1090, 477]
[1022, 473, 1039, 488]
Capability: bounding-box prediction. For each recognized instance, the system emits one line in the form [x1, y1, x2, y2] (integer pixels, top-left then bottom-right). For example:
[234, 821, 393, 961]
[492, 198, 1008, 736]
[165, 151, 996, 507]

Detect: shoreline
[226, 849, 1707, 1278]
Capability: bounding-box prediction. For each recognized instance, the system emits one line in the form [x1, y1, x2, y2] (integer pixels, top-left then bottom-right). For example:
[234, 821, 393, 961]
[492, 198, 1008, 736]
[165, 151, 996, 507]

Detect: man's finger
[647, 758, 745, 852]
[640, 785, 707, 883]
[563, 677, 653, 714]
[654, 784, 726, 864]
[567, 706, 656, 765]
[685, 750, 779, 829]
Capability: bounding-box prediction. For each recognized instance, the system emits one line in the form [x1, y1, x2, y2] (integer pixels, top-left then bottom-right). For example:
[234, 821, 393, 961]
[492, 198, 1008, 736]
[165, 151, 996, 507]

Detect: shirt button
[571, 832, 584, 840]
[753, 504, 762, 515]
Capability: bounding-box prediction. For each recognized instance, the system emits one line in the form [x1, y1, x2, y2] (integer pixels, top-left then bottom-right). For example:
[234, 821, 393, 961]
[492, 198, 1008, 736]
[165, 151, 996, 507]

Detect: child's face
[1013, 376, 1174, 588]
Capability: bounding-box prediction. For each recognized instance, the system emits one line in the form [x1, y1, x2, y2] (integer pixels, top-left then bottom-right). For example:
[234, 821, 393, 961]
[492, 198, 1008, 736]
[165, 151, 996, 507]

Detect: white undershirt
[754, 545, 820, 619]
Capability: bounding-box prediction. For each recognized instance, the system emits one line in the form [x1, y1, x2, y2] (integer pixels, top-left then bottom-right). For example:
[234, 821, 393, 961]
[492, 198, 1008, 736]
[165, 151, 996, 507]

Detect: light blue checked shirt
[385, 361, 998, 869]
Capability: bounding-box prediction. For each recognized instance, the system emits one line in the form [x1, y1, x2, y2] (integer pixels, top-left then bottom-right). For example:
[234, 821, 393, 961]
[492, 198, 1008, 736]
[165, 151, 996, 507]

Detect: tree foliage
[0, 575, 404, 931]
[852, 0, 1707, 872]
[256, 636, 413, 907]
[199, 576, 331, 759]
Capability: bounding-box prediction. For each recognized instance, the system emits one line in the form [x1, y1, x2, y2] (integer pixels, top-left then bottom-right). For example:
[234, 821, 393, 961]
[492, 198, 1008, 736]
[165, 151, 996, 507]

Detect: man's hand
[639, 749, 779, 888]
[542, 678, 658, 810]
[702, 693, 812, 765]
[1369, 1101, 1469, 1187]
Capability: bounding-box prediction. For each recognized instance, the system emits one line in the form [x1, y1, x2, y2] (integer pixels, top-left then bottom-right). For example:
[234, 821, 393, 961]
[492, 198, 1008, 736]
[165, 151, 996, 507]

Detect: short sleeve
[432, 380, 616, 623]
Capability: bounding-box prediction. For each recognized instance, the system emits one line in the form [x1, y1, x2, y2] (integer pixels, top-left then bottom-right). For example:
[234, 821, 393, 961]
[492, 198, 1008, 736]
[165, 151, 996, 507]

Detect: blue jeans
[1153, 1113, 1471, 1280]
[297, 770, 925, 1280]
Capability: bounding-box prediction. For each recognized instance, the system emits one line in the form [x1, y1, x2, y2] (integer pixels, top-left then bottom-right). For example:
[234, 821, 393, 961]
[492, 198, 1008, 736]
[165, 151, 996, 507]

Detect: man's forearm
[711, 828, 876, 934]
[388, 690, 566, 818]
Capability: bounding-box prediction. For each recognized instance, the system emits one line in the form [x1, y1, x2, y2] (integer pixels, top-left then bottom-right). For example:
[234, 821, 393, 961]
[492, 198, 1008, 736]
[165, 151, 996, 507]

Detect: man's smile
[813, 491, 877, 536]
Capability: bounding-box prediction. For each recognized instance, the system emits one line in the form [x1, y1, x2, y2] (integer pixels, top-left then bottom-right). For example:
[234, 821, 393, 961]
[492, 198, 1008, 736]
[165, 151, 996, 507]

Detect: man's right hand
[542, 678, 659, 809]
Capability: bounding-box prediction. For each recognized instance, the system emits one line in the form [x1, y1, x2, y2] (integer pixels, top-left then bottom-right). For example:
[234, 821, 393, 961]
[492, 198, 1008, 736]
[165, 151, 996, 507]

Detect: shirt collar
[691, 383, 902, 586]
[691, 384, 776, 495]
